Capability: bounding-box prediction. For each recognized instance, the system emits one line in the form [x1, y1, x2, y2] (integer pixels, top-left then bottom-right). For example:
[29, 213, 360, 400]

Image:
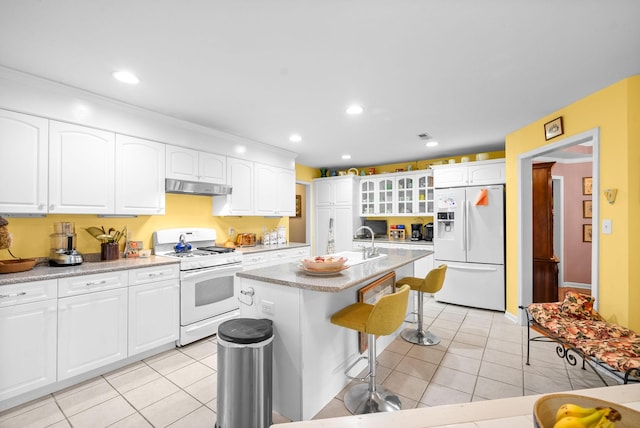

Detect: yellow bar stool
[398, 264, 447, 346]
[330, 283, 410, 414]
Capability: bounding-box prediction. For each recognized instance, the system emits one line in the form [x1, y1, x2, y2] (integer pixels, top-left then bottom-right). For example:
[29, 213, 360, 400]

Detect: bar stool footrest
[344, 355, 371, 382]
[344, 383, 402, 414]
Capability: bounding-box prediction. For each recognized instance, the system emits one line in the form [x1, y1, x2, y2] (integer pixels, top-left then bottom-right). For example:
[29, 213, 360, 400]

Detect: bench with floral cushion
[522, 291, 640, 384]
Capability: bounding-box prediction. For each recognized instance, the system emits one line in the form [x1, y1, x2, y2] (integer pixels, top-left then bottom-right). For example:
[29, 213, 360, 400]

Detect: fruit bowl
[534, 393, 640, 428]
[301, 256, 347, 272]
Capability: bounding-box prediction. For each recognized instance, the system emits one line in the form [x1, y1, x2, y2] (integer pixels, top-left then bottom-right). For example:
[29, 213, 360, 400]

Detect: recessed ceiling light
[235, 145, 246, 154]
[289, 134, 302, 143]
[112, 71, 139, 85]
[342, 154, 351, 160]
[426, 141, 439, 148]
[346, 105, 363, 115]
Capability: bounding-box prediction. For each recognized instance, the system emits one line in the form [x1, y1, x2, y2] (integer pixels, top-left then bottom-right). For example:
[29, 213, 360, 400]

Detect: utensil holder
[101, 242, 119, 261]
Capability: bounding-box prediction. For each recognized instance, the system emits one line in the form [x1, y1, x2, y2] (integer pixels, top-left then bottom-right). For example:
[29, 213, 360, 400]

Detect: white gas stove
[153, 228, 243, 271]
[153, 228, 243, 346]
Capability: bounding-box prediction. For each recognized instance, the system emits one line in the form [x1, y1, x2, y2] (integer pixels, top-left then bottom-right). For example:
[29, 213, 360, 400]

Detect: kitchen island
[236, 247, 432, 421]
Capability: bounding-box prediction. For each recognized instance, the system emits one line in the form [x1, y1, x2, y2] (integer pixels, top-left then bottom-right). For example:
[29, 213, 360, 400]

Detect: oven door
[180, 263, 241, 326]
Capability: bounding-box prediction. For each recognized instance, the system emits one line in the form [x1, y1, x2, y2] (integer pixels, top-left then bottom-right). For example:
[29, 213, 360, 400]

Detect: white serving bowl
[301, 256, 347, 271]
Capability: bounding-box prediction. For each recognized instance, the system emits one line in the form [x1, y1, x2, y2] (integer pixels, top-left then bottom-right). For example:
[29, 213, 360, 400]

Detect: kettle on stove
[174, 234, 192, 252]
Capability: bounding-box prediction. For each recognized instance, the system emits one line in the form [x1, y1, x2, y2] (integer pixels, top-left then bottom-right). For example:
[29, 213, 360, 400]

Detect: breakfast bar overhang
[236, 248, 433, 421]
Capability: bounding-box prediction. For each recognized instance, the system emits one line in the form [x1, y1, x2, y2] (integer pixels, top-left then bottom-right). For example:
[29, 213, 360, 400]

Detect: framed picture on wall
[293, 194, 302, 217]
[583, 224, 593, 242]
[544, 117, 564, 140]
[357, 272, 396, 353]
[583, 200, 592, 218]
[583, 177, 593, 195]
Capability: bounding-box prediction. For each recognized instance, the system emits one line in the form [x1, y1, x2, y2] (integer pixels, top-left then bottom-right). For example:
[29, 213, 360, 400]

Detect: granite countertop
[275, 383, 640, 428]
[237, 247, 432, 293]
[234, 242, 311, 254]
[0, 256, 179, 286]
[353, 238, 433, 246]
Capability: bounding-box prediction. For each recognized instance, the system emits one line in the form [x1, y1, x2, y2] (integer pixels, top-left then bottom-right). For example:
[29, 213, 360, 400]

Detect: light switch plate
[602, 219, 612, 234]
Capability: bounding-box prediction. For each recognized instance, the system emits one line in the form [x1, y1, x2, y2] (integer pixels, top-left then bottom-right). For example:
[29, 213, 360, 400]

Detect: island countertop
[236, 247, 433, 292]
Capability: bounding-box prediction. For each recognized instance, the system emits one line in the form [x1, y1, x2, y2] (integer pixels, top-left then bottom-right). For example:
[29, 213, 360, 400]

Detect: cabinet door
[49, 121, 115, 214]
[58, 288, 128, 380]
[376, 178, 394, 215]
[433, 165, 467, 188]
[396, 176, 415, 216]
[0, 299, 57, 401]
[468, 162, 505, 185]
[166, 145, 198, 181]
[333, 178, 354, 205]
[359, 178, 375, 216]
[227, 157, 254, 215]
[254, 163, 278, 216]
[276, 167, 295, 216]
[198, 152, 226, 184]
[115, 135, 166, 215]
[314, 205, 332, 255]
[0, 109, 49, 214]
[314, 179, 333, 206]
[415, 172, 434, 215]
[128, 279, 179, 355]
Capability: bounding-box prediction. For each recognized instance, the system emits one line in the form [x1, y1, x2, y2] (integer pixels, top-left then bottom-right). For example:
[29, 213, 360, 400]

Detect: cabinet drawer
[0, 279, 57, 308]
[58, 271, 127, 297]
[288, 247, 311, 259]
[128, 264, 179, 286]
[243, 252, 269, 267]
[268, 250, 291, 263]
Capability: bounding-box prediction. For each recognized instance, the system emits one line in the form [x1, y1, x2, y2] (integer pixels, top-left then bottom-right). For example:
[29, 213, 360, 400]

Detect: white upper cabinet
[433, 160, 505, 188]
[166, 145, 226, 184]
[0, 109, 49, 214]
[213, 157, 253, 216]
[254, 163, 295, 216]
[115, 135, 166, 215]
[49, 121, 115, 214]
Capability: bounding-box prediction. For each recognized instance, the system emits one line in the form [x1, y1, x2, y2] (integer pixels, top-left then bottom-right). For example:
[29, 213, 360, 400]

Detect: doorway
[517, 128, 600, 324]
[289, 181, 311, 244]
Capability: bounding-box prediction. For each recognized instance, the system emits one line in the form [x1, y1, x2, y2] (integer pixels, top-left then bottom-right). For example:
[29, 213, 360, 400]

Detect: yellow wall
[2, 194, 287, 258]
[505, 75, 640, 330]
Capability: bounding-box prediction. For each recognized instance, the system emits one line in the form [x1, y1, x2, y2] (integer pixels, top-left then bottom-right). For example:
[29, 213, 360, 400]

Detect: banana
[553, 404, 621, 428]
[553, 409, 607, 428]
[556, 404, 601, 421]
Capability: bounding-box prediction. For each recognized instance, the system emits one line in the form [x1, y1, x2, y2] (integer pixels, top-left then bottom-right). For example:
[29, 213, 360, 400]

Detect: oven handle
[180, 264, 243, 281]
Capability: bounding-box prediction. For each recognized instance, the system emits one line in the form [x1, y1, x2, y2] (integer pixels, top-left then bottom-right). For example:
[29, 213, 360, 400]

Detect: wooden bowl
[0, 258, 36, 274]
[534, 393, 640, 428]
[301, 256, 346, 272]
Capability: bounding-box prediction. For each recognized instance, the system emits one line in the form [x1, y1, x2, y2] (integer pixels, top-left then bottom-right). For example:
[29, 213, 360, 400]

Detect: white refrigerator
[434, 184, 505, 311]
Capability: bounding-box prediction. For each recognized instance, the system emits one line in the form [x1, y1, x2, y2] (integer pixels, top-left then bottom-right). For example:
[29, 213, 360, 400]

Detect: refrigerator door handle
[448, 264, 498, 272]
[465, 199, 470, 253]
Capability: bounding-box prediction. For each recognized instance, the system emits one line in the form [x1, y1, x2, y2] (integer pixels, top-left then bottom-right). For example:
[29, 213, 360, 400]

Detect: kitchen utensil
[49, 222, 83, 266]
[0, 258, 37, 274]
[423, 223, 433, 241]
[411, 224, 422, 241]
[174, 234, 192, 252]
[301, 256, 346, 271]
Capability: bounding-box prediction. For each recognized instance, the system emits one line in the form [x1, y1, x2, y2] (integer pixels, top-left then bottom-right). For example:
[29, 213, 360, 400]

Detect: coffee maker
[410, 223, 422, 241]
[423, 222, 434, 241]
[49, 222, 83, 266]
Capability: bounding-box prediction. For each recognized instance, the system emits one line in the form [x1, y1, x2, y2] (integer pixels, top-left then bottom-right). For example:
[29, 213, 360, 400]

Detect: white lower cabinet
[243, 246, 311, 270]
[0, 280, 57, 402]
[128, 278, 179, 356]
[57, 273, 128, 381]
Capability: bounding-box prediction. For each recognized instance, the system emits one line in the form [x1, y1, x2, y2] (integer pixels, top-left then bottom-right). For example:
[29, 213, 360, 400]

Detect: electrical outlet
[228, 227, 235, 236]
[602, 219, 612, 234]
[261, 300, 275, 315]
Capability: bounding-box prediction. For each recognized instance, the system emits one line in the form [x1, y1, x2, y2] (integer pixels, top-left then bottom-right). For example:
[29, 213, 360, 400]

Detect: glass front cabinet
[359, 170, 433, 217]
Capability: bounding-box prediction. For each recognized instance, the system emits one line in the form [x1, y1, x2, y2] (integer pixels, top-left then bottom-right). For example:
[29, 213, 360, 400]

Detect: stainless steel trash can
[215, 318, 274, 428]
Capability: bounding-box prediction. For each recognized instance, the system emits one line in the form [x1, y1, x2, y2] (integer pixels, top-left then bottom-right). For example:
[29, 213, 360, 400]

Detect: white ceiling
[1, 0, 638, 168]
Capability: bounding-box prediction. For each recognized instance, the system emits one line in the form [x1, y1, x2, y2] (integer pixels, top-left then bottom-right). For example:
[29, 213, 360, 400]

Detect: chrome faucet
[354, 226, 379, 259]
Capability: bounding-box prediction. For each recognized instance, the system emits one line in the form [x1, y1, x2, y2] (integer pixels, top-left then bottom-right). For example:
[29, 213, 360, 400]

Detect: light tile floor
[0, 297, 620, 427]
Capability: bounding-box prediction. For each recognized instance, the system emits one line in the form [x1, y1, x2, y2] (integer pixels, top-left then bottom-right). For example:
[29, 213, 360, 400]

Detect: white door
[0, 109, 49, 214]
[128, 280, 179, 355]
[58, 288, 128, 380]
[0, 299, 57, 401]
[115, 134, 165, 215]
[49, 121, 115, 214]
[466, 185, 504, 264]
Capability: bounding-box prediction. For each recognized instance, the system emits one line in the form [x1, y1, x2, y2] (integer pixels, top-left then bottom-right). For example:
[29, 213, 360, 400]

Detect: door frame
[516, 128, 600, 325]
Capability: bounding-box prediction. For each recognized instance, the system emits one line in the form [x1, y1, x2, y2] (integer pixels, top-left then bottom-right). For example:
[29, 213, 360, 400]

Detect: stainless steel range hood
[165, 178, 232, 196]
